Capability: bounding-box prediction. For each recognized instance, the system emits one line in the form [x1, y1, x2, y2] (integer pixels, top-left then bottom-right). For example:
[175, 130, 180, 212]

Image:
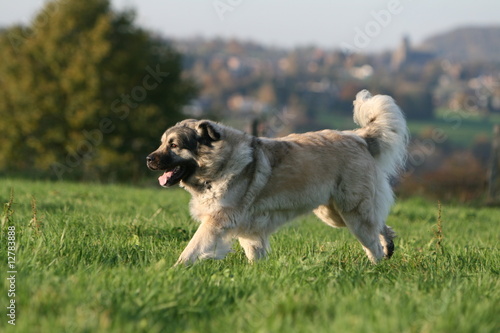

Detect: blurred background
[1, 0, 499, 203]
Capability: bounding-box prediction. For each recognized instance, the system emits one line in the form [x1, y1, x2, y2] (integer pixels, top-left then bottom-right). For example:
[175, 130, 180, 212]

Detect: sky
[1, 0, 499, 51]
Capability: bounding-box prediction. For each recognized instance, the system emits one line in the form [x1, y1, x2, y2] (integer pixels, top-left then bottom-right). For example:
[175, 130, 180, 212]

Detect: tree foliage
[0, 0, 196, 181]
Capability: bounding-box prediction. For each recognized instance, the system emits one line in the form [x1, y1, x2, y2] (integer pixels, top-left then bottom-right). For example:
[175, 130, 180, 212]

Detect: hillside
[1, 178, 499, 332]
[420, 26, 500, 62]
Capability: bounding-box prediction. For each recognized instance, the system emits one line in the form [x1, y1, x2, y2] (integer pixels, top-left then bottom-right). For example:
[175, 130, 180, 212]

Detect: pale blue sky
[1, 0, 499, 51]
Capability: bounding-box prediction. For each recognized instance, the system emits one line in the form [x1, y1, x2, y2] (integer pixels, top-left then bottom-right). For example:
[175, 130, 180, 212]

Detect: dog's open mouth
[158, 166, 186, 187]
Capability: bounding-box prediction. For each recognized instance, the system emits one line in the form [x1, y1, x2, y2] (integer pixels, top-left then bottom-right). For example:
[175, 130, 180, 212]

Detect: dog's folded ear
[197, 121, 221, 142]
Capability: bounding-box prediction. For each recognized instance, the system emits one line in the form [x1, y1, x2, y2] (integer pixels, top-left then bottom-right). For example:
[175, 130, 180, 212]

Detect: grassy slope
[0, 179, 498, 333]
[318, 109, 500, 148]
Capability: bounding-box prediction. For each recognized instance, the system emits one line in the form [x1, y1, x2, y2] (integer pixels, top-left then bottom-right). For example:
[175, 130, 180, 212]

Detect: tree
[0, 0, 196, 181]
[392, 87, 434, 120]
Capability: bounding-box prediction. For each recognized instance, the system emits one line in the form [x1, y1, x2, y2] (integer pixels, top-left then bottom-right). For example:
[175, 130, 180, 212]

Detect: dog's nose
[146, 154, 155, 163]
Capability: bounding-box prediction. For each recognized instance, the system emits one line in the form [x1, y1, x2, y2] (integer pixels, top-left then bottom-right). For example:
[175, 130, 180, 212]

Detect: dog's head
[146, 119, 221, 187]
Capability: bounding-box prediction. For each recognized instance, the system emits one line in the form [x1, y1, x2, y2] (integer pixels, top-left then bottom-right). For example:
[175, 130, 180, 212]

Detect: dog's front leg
[238, 235, 270, 262]
[175, 221, 232, 266]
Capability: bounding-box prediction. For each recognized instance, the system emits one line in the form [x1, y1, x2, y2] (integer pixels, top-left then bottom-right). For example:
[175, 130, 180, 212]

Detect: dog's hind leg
[315, 204, 385, 264]
[238, 235, 270, 262]
[340, 211, 385, 264]
[379, 225, 396, 258]
[314, 204, 346, 228]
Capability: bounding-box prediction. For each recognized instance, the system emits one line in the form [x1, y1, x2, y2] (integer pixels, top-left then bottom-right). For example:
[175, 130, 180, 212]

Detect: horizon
[1, 0, 499, 52]
[169, 23, 499, 54]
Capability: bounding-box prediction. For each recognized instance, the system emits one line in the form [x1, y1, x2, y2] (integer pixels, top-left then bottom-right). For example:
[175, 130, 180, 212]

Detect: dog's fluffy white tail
[353, 90, 409, 178]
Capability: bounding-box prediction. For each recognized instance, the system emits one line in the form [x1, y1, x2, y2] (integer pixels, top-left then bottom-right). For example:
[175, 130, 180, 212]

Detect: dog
[147, 90, 409, 265]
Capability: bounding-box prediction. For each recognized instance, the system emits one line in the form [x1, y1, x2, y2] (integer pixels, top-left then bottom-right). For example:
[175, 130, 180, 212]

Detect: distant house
[391, 36, 435, 71]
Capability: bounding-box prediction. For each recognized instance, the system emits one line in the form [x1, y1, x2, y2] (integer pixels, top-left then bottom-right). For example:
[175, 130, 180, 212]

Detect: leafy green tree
[0, 0, 196, 181]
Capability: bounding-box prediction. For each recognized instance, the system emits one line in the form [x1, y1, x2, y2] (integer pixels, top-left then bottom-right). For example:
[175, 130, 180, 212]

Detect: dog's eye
[170, 143, 178, 149]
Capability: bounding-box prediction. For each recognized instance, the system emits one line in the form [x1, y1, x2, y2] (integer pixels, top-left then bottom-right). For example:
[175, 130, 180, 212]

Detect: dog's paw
[174, 251, 198, 267]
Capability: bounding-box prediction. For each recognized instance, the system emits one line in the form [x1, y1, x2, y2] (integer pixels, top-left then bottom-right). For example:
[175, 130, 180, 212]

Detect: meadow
[0, 178, 498, 333]
[317, 109, 500, 148]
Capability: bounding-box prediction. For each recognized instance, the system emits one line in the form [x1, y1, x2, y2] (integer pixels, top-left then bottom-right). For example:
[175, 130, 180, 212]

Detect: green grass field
[318, 109, 499, 148]
[1, 178, 499, 333]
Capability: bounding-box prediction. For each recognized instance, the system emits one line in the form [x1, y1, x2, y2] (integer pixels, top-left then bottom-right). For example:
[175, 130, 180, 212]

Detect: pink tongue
[158, 171, 173, 186]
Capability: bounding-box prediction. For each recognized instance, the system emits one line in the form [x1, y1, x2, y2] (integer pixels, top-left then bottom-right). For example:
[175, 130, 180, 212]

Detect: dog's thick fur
[147, 90, 409, 265]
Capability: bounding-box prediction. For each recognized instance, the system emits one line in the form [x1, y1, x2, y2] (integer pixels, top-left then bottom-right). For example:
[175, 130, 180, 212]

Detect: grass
[0, 178, 499, 333]
[318, 108, 499, 148]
